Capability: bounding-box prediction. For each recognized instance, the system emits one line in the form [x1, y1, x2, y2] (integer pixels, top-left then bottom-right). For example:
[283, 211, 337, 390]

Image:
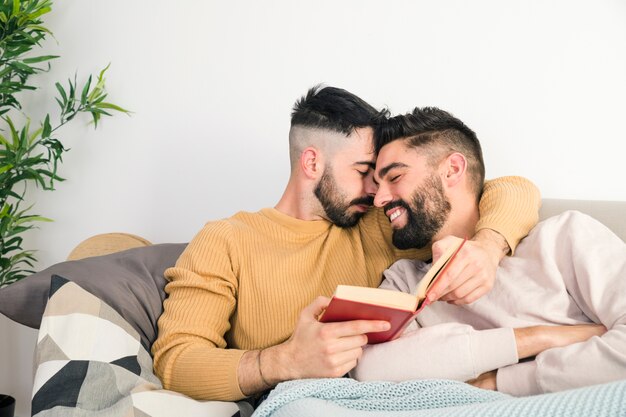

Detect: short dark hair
[375, 107, 485, 198]
[291, 85, 379, 135]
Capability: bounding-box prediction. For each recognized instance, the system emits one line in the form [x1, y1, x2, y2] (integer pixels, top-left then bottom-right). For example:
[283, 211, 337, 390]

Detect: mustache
[384, 200, 410, 217]
[350, 196, 374, 206]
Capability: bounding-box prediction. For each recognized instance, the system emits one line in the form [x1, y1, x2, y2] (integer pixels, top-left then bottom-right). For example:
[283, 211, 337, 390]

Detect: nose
[363, 171, 378, 197]
[374, 182, 392, 208]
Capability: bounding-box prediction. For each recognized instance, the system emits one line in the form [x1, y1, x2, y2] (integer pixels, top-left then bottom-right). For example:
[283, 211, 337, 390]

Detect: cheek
[392, 183, 413, 202]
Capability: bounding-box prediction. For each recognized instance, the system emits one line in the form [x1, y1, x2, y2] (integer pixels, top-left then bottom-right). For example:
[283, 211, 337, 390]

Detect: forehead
[334, 127, 375, 162]
[375, 140, 429, 177]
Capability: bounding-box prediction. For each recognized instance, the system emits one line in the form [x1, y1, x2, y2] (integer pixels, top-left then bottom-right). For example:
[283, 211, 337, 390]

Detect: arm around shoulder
[477, 176, 541, 254]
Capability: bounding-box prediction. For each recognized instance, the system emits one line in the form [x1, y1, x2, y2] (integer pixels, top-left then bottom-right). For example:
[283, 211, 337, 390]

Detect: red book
[319, 238, 467, 344]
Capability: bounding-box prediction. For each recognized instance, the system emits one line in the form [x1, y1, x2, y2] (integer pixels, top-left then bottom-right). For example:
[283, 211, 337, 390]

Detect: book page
[412, 238, 466, 301]
[334, 285, 418, 311]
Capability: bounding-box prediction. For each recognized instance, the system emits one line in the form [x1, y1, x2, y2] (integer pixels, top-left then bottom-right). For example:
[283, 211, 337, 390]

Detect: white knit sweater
[352, 211, 626, 396]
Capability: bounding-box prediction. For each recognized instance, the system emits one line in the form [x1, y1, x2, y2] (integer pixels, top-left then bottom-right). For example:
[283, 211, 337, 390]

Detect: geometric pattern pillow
[32, 275, 252, 417]
[0, 243, 187, 351]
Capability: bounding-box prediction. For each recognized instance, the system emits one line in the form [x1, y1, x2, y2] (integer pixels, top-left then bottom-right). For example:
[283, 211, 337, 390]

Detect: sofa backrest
[540, 199, 626, 242]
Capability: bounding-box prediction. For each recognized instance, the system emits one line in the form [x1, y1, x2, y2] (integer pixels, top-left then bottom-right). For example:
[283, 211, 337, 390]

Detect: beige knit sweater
[152, 176, 540, 401]
[355, 211, 626, 395]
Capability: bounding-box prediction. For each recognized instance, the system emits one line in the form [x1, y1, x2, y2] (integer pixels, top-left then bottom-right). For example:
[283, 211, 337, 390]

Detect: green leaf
[3, 237, 22, 248]
[41, 114, 51, 138]
[5, 117, 19, 149]
[55, 82, 67, 104]
[25, 24, 53, 36]
[81, 74, 92, 105]
[15, 215, 52, 225]
[88, 108, 112, 116]
[87, 64, 109, 101]
[0, 133, 10, 147]
[22, 55, 58, 64]
[93, 102, 131, 114]
[98, 63, 111, 82]
[91, 111, 101, 128]
[28, 126, 42, 145]
[12, 0, 20, 16]
[26, 5, 51, 20]
[0, 164, 14, 175]
[0, 204, 10, 218]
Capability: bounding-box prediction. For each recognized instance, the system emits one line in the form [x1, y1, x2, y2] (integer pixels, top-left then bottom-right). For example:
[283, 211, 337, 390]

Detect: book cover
[319, 238, 467, 344]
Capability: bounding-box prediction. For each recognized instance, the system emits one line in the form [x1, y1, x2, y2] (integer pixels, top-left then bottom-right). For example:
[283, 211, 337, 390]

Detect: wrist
[473, 228, 510, 261]
[514, 326, 551, 359]
[261, 343, 291, 385]
[257, 349, 272, 388]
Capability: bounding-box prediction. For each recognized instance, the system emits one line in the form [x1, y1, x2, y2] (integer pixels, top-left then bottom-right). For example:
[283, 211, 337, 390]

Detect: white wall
[1, 1, 625, 415]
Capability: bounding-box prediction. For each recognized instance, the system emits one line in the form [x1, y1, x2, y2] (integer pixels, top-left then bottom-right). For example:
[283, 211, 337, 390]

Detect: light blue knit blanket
[252, 378, 626, 417]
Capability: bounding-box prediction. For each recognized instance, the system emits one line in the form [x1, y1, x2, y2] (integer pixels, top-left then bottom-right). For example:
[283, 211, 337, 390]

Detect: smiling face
[314, 127, 377, 228]
[373, 139, 451, 249]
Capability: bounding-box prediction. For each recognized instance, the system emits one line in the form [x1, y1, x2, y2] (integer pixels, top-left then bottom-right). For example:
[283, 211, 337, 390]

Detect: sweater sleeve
[151, 220, 246, 401]
[497, 212, 626, 396]
[352, 259, 518, 383]
[477, 176, 541, 254]
[351, 323, 518, 383]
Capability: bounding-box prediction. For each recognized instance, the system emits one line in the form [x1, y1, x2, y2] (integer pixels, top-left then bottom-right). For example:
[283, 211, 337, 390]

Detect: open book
[319, 238, 467, 344]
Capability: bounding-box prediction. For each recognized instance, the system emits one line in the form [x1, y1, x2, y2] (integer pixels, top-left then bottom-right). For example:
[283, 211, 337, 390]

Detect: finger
[328, 347, 364, 373]
[324, 333, 369, 354]
[430, 236, 460, 264]
[447, 284, 489, 305]
[439, 268, 481, 301]
[430, 255, 476, 301]
[305, 296, 332, 317]
[426, 268, 456, 302]
[323, 319, 390, 338]
[443, 251, 486, 298]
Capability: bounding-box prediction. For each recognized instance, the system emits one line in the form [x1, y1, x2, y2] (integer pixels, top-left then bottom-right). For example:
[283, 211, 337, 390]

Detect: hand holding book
[319, 238, 467, 344]
[429, 232, 505, 304]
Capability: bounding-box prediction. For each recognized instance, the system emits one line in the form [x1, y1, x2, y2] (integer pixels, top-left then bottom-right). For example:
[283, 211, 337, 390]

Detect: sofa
[0, 199, 624, 417]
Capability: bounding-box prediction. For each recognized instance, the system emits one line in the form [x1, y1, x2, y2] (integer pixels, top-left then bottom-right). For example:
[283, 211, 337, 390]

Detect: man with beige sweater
[151, 86, 542, 401]
[352, 107, 625, 395]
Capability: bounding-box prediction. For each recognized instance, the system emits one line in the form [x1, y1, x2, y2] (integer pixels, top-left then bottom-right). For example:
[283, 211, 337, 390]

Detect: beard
[389, 174, 451, 249]
[314, 168, 374, 228]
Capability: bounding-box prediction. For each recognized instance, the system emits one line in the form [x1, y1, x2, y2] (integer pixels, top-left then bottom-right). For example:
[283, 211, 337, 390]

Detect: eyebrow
[353, 161, 376, 169]
[377, 162, 408, 179]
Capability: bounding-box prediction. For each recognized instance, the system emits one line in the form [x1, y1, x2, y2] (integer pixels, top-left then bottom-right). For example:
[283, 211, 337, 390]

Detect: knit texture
[253, 378, 626, 417]
[477, 176, 541, 254]
[152, 176, 540, 401]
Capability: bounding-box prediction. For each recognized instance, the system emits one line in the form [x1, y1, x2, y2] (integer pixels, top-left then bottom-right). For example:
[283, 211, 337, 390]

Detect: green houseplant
[0, 0, 128, 293]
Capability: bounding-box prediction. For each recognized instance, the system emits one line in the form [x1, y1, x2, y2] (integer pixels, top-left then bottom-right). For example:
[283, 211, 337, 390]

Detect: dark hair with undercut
[291, 85, 379, 135]
[375, 107, 485, 199]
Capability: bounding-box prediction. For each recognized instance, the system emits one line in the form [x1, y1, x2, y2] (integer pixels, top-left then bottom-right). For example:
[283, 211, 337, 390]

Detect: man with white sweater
[352, 107, 626, 395]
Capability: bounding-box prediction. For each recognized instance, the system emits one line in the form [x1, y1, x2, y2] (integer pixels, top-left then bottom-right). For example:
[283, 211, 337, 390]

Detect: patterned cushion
[0, 243, 186, 351]
[32, 275, 252, 417]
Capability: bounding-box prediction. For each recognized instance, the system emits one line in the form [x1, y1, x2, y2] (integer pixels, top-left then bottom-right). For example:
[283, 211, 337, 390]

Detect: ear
[300, 147, 322, 179]
[441, 152, 466, 188]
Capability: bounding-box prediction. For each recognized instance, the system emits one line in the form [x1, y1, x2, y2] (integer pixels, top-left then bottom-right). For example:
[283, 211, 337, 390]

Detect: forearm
[154, 341, 246, 401]
[238, 345, 292, 396]
[499, 331, 626, 396]
[500, 324, 612, 395]
[152, 267, 243, 400]
[477, 176, 541, 254]
[472, 228, 510, 261]
[238, 350, 270, 396]
[352, 323, 517, 382]
[515, 324, 609, 360]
